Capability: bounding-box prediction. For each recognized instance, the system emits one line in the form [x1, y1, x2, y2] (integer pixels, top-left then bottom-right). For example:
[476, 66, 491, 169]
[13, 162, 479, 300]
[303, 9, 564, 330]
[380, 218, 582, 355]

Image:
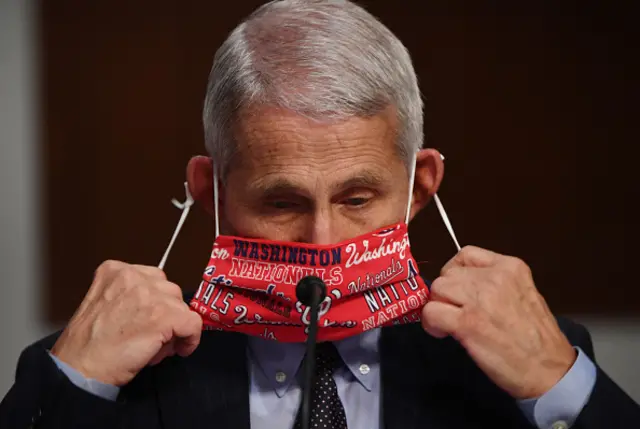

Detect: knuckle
[460, 245, 479, 256]
[499, 256, 532, 284]
[96, 259, 122, 276]
[505, 256, 524, 272]
[459, 246, 473, 257]
[513, 257, 532, 278]
[147, 266, 168, 280]
[164, 281, 184, 299]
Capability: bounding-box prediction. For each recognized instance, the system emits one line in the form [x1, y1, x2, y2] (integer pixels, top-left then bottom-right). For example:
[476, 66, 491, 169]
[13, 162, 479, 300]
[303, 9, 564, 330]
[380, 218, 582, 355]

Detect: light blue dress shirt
[248, 329, 380, 429]
[50, 328, 596, 428]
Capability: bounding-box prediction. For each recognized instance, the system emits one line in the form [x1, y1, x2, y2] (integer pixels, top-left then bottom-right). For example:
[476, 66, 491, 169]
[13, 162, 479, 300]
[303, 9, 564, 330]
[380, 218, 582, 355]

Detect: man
[1, 1, 638, 428]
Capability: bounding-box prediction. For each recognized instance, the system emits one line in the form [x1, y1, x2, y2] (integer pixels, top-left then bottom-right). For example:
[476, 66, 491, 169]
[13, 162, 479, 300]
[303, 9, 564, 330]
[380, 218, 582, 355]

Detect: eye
[342, 197, 370, 207]
[269, 200, 300, 210]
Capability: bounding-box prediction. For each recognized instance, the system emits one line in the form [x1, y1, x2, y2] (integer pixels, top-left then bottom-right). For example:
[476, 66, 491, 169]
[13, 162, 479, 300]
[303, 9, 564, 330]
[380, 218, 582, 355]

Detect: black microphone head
[296, 275, 327, 306]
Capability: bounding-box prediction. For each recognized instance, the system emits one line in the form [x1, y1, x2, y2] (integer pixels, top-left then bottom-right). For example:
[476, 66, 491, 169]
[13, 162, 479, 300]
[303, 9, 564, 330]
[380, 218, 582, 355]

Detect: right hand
[51, 260, 203, 387]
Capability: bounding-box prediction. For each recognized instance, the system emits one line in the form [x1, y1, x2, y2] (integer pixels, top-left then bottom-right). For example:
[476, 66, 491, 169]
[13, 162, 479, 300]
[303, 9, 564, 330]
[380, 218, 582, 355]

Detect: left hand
[420, 245, 576, 399]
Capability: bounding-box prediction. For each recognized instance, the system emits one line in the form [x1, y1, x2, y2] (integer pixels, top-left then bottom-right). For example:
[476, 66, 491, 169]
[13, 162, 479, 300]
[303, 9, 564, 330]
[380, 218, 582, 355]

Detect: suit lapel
[380, 324, 490, 429]
[155, 331, 250, 429]
[380, 325, 433, 429]
[380, 324, 536, 429]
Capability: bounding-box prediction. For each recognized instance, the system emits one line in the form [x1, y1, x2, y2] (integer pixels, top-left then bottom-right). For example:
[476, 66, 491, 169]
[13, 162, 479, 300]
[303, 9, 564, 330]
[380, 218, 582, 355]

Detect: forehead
[229, 105, 404, 189]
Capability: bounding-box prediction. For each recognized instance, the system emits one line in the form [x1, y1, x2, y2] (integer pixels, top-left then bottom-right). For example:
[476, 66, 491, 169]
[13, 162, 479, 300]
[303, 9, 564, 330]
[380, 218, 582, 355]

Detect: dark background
[39, 1, 639, 323]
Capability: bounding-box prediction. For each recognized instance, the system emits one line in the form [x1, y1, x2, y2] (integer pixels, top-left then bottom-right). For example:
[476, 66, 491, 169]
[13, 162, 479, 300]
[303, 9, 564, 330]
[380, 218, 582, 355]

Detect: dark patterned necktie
[293, 342, 348, 429]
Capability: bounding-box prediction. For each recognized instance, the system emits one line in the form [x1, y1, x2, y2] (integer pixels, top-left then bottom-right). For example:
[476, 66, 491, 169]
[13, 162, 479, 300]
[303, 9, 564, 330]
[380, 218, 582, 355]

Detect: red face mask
[189, 222, 428, 342]
[158, 154, 460, 343]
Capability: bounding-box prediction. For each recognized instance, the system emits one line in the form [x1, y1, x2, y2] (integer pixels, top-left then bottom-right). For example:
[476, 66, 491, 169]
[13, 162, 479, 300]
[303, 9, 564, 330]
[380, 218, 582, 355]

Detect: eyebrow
[331, 171, 387, 193]
[249, 170, 388, 198]
[250, 178, 309, 199]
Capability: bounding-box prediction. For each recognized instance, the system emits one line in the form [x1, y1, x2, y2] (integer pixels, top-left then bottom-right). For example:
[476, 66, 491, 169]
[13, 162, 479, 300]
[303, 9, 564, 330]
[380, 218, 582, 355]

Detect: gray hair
[203, 0, 423, 179]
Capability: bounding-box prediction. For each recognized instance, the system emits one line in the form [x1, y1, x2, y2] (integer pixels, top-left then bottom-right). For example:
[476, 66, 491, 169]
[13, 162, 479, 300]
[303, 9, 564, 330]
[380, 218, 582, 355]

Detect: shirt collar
[247, 329, 381, 397]
[333, 328, 380, 392]
[247, 335, 306, 398]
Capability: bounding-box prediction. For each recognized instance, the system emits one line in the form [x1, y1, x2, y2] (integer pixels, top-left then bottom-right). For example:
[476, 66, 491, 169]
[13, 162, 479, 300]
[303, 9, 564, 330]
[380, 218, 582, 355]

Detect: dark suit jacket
[1, 316, 638, 428]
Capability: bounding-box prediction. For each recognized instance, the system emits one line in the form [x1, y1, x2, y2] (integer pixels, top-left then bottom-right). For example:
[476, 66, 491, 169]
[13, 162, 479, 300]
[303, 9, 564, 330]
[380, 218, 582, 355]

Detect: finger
[171, 306, 203, 357]
[85, 260, 126, 302]
[441, 245, 502, 274]
[150, 342, 176, 366]
[175, 330, 202, 357]
[429, 274, 472, 306]
[421, 300, 463, 339]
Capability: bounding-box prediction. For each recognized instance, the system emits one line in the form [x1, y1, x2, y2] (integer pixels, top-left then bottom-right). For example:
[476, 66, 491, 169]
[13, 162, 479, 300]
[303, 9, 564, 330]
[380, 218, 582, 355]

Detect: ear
[408, 148, 444, 221]
[186, 156, 223, 217]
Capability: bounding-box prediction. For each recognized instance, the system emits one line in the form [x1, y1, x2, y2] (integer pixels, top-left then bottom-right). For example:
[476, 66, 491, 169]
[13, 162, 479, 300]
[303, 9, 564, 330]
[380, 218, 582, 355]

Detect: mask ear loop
[434, 193, 461, 252]
[404, 152, 418, 224]
[434, 154, 461, 251]
[212, 161, 220, 239]
[158, 182, 195, 270]
[406, 152, 461, 252]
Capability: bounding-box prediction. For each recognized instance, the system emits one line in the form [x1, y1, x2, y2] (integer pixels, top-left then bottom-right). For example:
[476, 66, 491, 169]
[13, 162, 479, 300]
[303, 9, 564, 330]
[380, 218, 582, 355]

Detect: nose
[298, 209, 335, 245]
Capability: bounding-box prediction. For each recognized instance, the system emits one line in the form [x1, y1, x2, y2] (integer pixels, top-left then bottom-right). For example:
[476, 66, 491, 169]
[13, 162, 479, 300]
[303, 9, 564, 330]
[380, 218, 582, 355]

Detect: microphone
[296, 275, 327, 429]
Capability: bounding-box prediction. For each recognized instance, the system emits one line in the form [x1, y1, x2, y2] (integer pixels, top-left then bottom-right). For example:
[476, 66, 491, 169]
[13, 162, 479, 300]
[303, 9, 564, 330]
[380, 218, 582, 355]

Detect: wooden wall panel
[39, 1, 639, 323]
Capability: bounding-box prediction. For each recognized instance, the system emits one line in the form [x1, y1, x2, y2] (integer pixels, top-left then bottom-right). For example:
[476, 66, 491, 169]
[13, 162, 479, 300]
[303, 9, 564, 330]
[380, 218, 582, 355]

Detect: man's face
[188, 105, 442, 244]
[224, 106, 409, 244]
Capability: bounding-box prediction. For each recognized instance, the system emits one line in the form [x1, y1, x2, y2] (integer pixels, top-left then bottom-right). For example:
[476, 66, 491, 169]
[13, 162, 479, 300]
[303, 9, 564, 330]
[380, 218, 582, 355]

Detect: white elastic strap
[213, 162, 220, 239]
[404, 153, 418, 224]
[158, 182, 195, 270]
[433, 193, 461, 251]
[433, 153, 461, 251]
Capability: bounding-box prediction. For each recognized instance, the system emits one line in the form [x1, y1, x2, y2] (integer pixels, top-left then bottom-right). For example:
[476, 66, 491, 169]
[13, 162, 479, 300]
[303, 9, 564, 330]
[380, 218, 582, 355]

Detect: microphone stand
[296, 276, 327, 429]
